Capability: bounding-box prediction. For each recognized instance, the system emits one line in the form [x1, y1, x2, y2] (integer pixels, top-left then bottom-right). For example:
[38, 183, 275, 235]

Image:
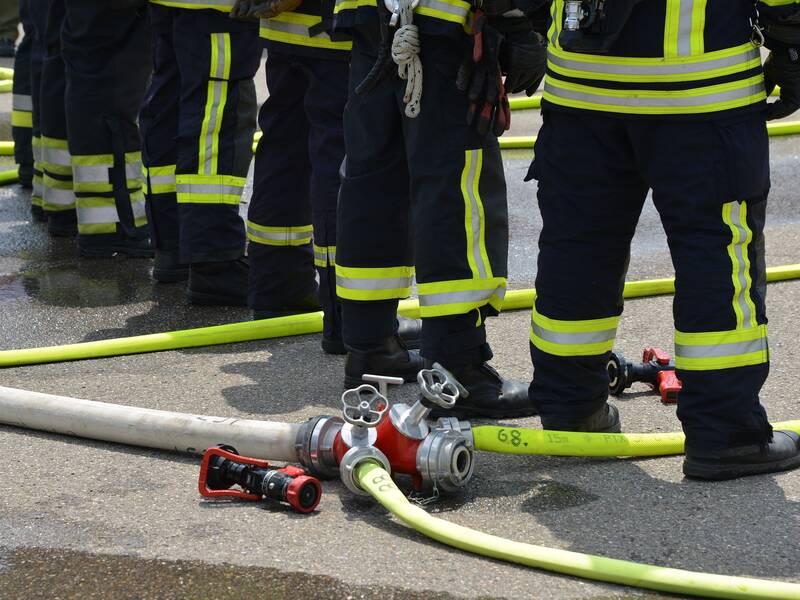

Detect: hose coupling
[295, 415, 344, 478]
[339, 445, 392, 495]
[416, 426, 474, 494]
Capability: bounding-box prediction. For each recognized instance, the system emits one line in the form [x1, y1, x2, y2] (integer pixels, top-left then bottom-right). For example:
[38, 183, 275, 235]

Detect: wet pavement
[2, 63, 800, 599]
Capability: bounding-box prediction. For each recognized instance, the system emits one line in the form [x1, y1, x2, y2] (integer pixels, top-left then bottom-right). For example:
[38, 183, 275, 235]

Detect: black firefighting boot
[344, 334, 426, 389]
[325, 316, 422, 356]
[47, 209, 78, 237]
[428, 362, 535, 420]
[683, 431, 800, 481]
[253, 292, 322, 320]
[540, 402, 621, 433]
[79, 232, 154, 258]
[152, 249, 189, 283]
[187, 257, 248, 306]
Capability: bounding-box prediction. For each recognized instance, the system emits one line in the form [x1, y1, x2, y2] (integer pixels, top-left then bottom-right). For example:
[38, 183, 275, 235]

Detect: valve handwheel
[341, 384, 389, 427]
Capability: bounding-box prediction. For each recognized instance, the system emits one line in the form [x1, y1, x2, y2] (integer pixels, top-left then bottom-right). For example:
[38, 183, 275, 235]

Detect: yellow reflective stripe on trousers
[417, 278, 506, 318]
[722, 201, 758, 330]
[333, 0, 469, 24]
[336, 265, 415, 301]
[675, 325, 769, 370]
[12, 94, 32, 127]
[543, 74, 766, 115]
[664, 0, 706, 57]
[175, 174, 244, 204]
[148, 0, 234, 12]
[313, 244, 336, 267]
[40, 136, 73, 176]
[42, 174, 76, 211]
[199, 33, 230, 176]
[32, 136, 43, 206]
[76, 191, 147, 233]
[144, 164, 176, 195]
[246, 221, 313, 246]
[260, 14, 352, 50]
[546, 43, 760, 84]
[530, 305, 619, 357]
[461, 149, 493, 280]
[72, 152, 143, 193]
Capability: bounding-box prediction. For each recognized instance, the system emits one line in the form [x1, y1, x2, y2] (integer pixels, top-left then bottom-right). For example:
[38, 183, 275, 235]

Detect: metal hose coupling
[416, 420, 474, 493]
[295, 415, 344, 478]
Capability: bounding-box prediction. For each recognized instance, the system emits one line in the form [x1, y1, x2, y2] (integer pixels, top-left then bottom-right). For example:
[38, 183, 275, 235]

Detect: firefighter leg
[248, 49, 318, 318]
[529, 110, 648, 429]
[62, 0, 152, 256]
[39, 0, 75, 237]
[140, 4, 184, 280]
[13, 0, 33, 189]
[336, 28, 421, 386]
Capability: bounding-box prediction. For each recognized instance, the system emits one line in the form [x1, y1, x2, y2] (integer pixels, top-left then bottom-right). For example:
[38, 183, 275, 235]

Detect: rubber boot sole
[683, 452, 800, 481]
[80, 245, 154, 259]
[153, 267, 190, 283]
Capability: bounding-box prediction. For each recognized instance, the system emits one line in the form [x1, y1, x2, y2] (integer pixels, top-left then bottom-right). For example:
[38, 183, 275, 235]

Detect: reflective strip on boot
[417, 277, 506, 318]
[175, 174, 244, 205]
[530, 305, 619, 357]
[336, 265, 415, 301]
[314, 244, 336, 267]
[247, 221, 313, 246]
[674, 325, 769, 370]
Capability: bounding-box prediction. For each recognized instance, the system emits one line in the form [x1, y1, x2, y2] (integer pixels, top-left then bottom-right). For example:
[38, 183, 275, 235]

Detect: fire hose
[2, 380, 800, 599]
[1, 264, 799, 367]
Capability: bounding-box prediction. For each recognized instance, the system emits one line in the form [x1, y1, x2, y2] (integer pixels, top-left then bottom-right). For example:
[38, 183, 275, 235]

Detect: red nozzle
[657, 370, 682, 404]
[285, 474, 322, 514]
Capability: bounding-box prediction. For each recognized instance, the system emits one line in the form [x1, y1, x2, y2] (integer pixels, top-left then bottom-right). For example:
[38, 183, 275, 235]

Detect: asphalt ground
[1, 55, 800, 600]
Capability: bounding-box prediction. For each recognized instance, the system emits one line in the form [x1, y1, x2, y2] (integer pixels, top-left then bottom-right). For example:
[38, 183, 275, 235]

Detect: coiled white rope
[391, 0, 423, 118]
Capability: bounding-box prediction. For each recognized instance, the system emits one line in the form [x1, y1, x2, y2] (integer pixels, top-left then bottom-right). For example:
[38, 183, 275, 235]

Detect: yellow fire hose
[0, 167, 19, 185]
[1, 264, 798, 368]
[472, 420, 800, 457]
[355, 461, 800, 600]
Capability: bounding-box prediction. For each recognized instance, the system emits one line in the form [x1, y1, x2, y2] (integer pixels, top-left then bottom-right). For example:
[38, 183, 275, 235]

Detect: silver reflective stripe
[44, 187, 76, 206]
[261, 19, 314, 37]
[42, 146, 71, 167]
[531, 323, 617, 346]
[247, 226, 312, 244]
[202, 80, 225, 174]
[547, 47, 759, 78]
[12, 94, 32, 111]
[150, 174, 175, 187]
[418, 0, 468, 19]
[329, 248, 336, 263]
[463, 149, 488, 279]
[728, 201, 754, 327]
[420, 287, 504, 307]
[676, 337, 767, 359]
[32, 144, 42, 162]
[73, 165, 110, 184]
[336, 276, 413, 291]
[212, 33, 227, 79]
[126, 161, 143, 182]
[314, 247, 328, 262]
[544, 80, 763, 108]
[132, 199, 147, 220]
[176, 182, 242, 196]
[676, 0, 694, 56]
[33, 181, 43, 197]
[77, 205, 119, 225]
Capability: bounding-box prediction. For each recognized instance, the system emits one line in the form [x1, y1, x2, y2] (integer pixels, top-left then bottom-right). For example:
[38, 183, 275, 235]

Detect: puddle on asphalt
[0, 547, 465, 600]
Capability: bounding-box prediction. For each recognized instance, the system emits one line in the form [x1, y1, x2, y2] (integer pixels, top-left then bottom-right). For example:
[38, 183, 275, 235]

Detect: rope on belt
[391, 0, 423, 117]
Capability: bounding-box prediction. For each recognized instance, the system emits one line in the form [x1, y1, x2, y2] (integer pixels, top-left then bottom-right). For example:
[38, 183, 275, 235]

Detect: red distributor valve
[198, 445, 322, 513]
